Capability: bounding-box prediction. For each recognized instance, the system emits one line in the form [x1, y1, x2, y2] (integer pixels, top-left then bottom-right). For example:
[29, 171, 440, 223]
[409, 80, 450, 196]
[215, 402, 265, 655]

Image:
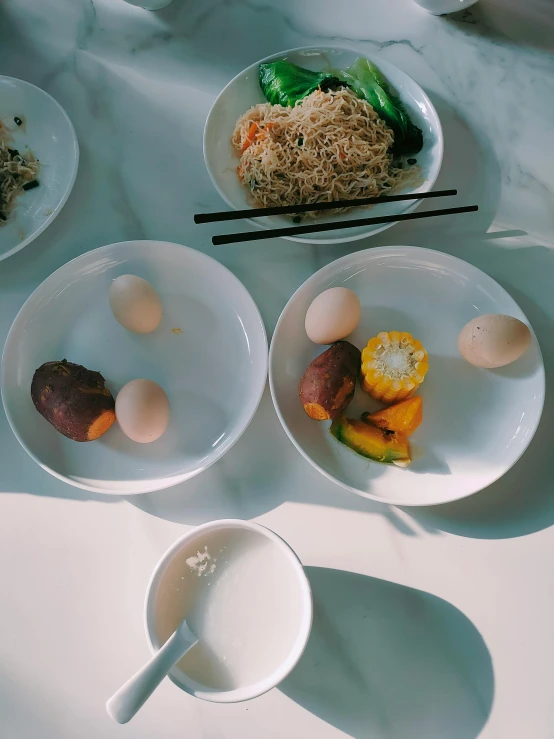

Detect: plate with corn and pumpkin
[269, 246, 544, 506]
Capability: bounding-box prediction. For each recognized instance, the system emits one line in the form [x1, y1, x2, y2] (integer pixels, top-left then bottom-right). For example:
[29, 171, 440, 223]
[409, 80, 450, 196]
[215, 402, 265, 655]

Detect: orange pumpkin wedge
[330, 416, 411, 467]
[362, 396, 422, 437]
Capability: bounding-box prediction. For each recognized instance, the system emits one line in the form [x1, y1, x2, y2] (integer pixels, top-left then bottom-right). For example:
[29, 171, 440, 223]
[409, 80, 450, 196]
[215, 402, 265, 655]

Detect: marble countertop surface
[1, 1, 554, 737]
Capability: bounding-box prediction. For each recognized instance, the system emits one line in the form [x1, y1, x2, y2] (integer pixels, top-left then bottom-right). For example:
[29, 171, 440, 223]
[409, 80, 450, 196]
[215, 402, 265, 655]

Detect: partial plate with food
[204, 47, 443, 245]
[269, 247, 544, 506]
[2, 241, 268, 494]
[0, 76, 79, 261]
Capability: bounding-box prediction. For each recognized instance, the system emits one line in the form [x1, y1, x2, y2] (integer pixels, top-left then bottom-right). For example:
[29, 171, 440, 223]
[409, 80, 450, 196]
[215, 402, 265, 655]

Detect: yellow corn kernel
[361, 331, 429, 403]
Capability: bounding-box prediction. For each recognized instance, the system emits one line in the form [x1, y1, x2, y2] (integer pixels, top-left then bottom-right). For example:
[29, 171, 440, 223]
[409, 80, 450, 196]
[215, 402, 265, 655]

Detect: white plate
[269, 247, 545, 506]
[204, 46, 443, 245]
[0, 76, 79, 261]
[2, 241, 268, 494]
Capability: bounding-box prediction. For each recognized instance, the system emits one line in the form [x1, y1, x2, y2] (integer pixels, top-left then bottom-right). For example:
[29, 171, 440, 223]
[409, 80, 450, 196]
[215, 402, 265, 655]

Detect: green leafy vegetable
[259, 61, 345, 108]
[336, 58, 423, 155]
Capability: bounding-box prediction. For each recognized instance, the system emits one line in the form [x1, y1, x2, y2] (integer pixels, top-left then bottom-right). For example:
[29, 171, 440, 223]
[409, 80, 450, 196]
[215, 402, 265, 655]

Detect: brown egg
[458, 314, 531, 369]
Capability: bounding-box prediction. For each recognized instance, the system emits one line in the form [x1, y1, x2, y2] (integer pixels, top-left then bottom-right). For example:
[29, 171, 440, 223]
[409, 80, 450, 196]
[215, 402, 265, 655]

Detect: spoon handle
[106, 622, 197, 724]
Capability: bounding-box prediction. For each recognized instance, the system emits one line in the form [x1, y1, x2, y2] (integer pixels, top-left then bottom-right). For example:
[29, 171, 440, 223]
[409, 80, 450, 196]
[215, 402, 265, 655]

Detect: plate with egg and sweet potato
[269, 246, 544, 506]
[1, 240, 268, 494]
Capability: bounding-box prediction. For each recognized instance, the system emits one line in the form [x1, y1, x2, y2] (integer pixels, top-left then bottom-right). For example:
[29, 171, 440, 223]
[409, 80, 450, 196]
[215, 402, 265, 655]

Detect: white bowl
[203, 46, 443, 245]
[145, 520, 313, 703]
[412, 0, 480, 14]
[0, 76, 79, 261]
[269, 246, 545, 506]
[1, 241, 268, 494]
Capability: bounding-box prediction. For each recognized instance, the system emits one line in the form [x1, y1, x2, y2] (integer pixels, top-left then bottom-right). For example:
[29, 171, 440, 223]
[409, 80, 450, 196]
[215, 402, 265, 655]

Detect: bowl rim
[268, 245, 546, 507]
[144, 519, 313, 703]
[203, 45, 444, 245]
[0, 75, 80, 262]
[1, 240, 268, 495]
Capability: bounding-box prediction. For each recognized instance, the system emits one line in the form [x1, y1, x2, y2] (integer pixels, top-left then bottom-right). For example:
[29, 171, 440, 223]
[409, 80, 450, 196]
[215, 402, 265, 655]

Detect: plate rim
[269, 245, 545, 507]
[1, 240, 268, 495]
[203, 45, 444, 245]
[0, 75, 80, 262]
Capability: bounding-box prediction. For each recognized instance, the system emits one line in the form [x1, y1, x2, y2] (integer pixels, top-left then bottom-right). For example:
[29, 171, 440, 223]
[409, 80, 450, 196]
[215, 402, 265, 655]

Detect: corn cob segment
[361, 331, 428, 403]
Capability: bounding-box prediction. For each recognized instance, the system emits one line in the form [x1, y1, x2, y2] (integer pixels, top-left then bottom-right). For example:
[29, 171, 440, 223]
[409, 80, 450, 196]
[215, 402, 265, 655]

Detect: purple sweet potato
[299, 341, 361, 421]
[31, 360, 115, 442]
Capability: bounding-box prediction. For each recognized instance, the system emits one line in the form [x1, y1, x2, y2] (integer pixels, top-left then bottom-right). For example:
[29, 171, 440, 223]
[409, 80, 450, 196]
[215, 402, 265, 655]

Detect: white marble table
[1, 1, 554, 737]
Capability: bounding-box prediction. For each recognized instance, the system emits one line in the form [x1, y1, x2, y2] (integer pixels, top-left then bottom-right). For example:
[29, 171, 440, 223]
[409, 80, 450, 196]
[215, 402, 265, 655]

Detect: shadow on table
[9, 238, 553, 539]
[0, 416, 119, 504]
[318, 89, 502, 270]
[0, 669, 61, 738]
[126, 386, 420, 533]
[127, 238, 554, 538]
[444, 1, 554, 54]
[280, 567, 494, 739]
[427, 90, 501, 233]
[129, 242, 554, 540]
[5, 242, 554, 538]
[398, 251, 554, 539]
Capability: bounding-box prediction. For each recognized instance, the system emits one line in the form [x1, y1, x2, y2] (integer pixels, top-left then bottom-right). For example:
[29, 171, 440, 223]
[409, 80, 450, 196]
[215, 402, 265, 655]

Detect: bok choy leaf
[336, 58, 423, 155]
[259, 61, 345, 108]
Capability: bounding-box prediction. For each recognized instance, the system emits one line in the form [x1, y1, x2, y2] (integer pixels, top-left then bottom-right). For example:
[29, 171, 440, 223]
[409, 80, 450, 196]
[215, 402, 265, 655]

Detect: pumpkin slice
[330, 416, 411, 467]
[362, 396, 422, 437]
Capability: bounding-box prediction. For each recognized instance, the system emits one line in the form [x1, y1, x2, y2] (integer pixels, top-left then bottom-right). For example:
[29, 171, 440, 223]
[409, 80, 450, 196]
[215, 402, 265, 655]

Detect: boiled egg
[458, 314, 531, 368]
[116, 379, 170, 443]
[305, 287, 361, 345]
[109, 275, 162, 334]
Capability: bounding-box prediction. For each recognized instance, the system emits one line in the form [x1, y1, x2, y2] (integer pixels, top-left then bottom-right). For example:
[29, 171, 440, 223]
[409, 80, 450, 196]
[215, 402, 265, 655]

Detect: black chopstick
[195, 189, 458, 224]
[212, 204, 478, 245]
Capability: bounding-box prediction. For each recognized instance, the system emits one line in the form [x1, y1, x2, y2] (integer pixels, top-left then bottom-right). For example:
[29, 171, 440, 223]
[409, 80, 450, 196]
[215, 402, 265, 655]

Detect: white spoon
[106, 620, 198, 724]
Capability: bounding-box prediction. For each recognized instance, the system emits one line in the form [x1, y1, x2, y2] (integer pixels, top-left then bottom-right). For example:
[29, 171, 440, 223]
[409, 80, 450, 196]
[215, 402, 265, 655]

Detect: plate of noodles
[204, 47, 443, 244]
[0, 76, 79, 261]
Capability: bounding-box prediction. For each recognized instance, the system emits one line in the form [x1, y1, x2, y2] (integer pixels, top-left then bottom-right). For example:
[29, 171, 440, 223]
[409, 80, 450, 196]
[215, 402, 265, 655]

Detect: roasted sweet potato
[31, 360, 116, 442]
[299, 341, 361, 421]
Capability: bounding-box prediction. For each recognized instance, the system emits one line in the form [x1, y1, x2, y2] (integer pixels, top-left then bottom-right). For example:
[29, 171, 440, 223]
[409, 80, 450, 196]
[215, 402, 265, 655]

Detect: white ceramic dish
[412, 0, 480, 14]
[145, 520, 313, 703]
[203, 46, 443, 245]
[0, 76, 79, 261]
[269, 247, 545, 506]
[1, 241, 268, 494]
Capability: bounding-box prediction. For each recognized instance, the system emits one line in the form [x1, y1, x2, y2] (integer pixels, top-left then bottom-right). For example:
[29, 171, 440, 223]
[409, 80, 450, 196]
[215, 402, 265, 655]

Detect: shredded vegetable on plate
[0, 121, 40, 224]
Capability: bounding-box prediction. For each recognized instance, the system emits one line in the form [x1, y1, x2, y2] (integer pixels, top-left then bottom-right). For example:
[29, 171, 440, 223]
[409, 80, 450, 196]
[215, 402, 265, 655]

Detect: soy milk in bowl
[145, 520, 312, 702]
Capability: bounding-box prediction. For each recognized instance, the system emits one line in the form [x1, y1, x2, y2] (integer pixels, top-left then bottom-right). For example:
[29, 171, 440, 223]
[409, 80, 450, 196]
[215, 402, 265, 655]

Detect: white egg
[109, 275, 163, 334]
[116, 379, 170, 443]
[305, 287, 361, 345]
[458, 314, 531, 369]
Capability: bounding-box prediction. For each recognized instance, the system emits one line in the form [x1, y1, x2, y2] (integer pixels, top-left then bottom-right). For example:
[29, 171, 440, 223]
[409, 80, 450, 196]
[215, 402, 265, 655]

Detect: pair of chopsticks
[194, 189, 478, 245]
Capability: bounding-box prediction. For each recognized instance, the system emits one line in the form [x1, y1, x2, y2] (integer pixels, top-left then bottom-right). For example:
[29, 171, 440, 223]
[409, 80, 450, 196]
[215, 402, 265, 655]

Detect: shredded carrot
[338, 149, 346, 160]
[241, 122, 259, 153]
[256, 122, 277, 143]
